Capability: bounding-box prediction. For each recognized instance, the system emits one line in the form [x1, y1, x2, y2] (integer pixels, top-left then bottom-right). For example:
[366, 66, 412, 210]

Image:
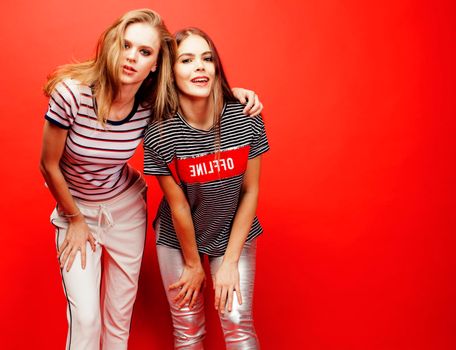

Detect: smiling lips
[191, 76, 209, 86]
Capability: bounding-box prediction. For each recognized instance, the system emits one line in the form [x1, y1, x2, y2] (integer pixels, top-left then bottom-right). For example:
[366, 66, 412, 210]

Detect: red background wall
[0, 0, 455, 349]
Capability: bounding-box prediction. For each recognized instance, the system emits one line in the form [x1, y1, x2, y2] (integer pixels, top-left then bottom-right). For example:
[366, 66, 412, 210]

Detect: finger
[236, 286, 243, 306]
[254, 102, 264, 116]
[169, 280, 185, 290]
[66, 249, 78, 272]
[179, 289, 192, 309]
[214, 285, 221, 310]
[60, 246, 71, 268]
[249, 95, 262, 116]
[189, 289, 200, 309]
[173, 286, 187, 304]
[81, 245, 86, 270]
[227, 288, 234, 312]
[88, 234, 96, 252]
[236, 90, 247, 105]
[57, 239, 69, 257]
[243, 94, 255, 114]
[219, 287, 228, 314]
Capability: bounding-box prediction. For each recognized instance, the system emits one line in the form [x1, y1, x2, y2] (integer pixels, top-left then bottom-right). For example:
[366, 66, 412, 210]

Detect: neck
[114, 83, 140, 105]
[178, 94, 214, 130]
[108, 84, 140, 121]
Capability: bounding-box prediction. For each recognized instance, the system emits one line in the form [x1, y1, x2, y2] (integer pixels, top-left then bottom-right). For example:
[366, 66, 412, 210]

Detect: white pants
[156, 238, 259, 350]
[51, 175, 147, 350]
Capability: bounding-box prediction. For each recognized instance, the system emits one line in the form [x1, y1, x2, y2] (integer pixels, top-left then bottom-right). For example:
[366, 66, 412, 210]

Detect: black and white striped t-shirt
[45, 79, 152, 201]
[143, 102, 269, 256]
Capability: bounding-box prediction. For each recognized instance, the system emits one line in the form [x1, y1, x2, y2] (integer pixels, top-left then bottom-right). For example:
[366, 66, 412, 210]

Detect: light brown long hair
[174, 28, 236, 151]
[44, 9, 178, 123]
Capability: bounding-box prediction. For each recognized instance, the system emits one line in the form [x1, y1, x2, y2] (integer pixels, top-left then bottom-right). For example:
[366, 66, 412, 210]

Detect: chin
[187, 90, 211, 99]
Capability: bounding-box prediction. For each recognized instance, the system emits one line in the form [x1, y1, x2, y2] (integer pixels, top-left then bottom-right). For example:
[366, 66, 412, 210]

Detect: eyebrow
[124, 39, 154, 51]
[177, 51, 212, 59]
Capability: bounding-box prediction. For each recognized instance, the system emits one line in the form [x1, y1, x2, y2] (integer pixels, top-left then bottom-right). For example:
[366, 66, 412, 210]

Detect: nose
[126, 49, 137, 62]
[195, 58, 205, 71]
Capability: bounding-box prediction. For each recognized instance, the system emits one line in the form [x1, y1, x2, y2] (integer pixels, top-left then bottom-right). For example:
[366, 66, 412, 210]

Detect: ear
[151, 64, 158, 72]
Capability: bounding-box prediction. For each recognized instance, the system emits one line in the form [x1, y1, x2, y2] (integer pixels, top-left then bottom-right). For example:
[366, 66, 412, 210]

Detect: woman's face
[174, 35, 215, 99]
[120, 22, 161, 86]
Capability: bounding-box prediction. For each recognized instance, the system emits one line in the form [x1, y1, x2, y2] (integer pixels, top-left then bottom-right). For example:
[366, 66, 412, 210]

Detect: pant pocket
[50, 207, 69, 230]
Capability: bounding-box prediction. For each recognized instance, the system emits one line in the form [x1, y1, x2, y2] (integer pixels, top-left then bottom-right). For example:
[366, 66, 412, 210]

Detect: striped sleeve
[143, 146, 172, 176]
[248, 115, 270, 159]
[143, 123, 172, 176]
[45, 80, 80, 129]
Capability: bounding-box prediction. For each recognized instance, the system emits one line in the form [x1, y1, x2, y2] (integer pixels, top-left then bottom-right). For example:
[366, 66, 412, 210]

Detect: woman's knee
[219, 307, 258, 348]
[171, 304, 206, 346]
[72, 308, 101, 336]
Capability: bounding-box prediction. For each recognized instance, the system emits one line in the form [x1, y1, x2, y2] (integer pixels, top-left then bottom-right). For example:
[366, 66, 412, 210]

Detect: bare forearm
[170, 203, 201, 267]
[40, 121, 80, 219]
[41, 161, 95, 271]
[155, 175, 202, 267]
[223, 189, 258, 264]
[40, 163, 80, 219]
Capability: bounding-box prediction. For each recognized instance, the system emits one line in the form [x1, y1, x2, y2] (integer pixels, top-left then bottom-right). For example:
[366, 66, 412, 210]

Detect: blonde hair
[44, 9, 178, 123]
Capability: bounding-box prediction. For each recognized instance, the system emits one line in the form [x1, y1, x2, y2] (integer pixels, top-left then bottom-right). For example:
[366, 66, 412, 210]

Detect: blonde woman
[40, 9, 261, 350]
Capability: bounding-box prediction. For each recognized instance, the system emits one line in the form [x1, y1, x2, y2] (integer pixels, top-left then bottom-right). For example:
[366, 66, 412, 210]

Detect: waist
[72, 166, 145, 206]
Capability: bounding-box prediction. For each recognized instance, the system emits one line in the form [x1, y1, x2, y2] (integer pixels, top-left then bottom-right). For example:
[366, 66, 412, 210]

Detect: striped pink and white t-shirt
[45, 79, 152, 201]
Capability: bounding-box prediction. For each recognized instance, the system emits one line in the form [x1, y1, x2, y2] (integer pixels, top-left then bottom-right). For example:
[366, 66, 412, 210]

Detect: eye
[182, 58, 192, 64]
[123, 42, 130, 49]
[204, 56, 213, 62]
[140, 49, 151, 56]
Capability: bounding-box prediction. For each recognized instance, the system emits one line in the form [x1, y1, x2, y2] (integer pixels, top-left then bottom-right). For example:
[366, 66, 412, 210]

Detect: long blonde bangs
[44, 9, 178, 125]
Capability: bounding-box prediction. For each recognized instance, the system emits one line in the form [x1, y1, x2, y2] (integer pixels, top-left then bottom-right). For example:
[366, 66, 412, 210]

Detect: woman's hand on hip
[57, 215, 96, 272]
[169, 262, 206, 309]
[214, 261, 242, 314]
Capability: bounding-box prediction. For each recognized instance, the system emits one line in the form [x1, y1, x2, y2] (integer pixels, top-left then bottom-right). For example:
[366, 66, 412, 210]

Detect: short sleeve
[45, 80, 80, 129]
[248, 115, 270, 159]
[143, 146, 172, 176]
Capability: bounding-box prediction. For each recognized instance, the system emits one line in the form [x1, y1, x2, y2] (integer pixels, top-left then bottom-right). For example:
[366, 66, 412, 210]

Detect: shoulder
[52, 78, 87, 106]
[223, 101, 264, 127]
[224, 101, 246, 116]
[144, 114, 181, 148]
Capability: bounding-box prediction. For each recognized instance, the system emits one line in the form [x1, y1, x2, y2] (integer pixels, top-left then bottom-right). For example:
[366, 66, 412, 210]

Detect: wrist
[68, 211, 84, 223]
[222, 256, 239, 265]
[58, 204, 81, 218]
[185, 258, 203, 269]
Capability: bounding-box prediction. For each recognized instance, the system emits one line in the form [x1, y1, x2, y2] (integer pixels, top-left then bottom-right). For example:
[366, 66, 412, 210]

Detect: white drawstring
[97, 204, 114, 243]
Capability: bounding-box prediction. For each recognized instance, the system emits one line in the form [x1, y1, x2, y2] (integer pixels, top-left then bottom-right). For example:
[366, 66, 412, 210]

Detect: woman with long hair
[144, 28, 269, 349]
[40, 10, 261, 349]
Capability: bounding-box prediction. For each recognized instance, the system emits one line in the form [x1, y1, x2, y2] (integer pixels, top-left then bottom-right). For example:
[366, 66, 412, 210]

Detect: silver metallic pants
[156, 239, 259, 349]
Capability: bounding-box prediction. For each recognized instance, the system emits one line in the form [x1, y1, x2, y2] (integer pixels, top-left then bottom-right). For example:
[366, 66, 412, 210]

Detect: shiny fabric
[51, 175, 147, 350]
[157, 239, 259, 349]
